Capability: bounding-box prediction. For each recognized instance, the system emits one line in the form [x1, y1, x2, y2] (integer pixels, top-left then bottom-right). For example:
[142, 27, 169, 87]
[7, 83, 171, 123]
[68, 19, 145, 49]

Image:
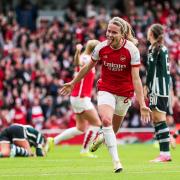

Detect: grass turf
[0, 144, 180, 180]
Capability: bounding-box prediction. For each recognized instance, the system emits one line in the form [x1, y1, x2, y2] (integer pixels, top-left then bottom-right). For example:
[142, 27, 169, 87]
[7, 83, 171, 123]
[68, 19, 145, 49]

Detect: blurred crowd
[0, 0, 179, 131]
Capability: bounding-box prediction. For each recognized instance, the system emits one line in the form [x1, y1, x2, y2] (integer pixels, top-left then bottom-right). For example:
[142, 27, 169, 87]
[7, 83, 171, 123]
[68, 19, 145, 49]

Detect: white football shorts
[70, 96, 94, 114]
[97, 91, 131, 116]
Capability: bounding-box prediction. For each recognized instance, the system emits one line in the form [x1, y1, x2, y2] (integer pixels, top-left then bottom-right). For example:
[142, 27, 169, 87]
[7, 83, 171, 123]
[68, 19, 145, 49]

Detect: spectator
[9, 98, 27, 125]
[0, 0, 178, 130]
[16, 0, 38, 32]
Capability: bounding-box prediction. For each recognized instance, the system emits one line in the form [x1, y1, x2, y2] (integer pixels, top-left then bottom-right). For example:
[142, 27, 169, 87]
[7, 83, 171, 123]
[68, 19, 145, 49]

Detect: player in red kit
[60, 17, 151, 173]
[47, 40, 102, 158]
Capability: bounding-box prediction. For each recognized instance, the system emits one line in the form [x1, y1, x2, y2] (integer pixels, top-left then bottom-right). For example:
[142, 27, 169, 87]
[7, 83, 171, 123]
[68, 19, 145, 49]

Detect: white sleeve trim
[125, 41, 140, 65]
[91, 41, 107, 61]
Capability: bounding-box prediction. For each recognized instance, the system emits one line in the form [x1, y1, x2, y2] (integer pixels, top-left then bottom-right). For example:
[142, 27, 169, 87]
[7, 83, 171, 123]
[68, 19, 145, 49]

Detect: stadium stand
[0, 0, 179, 144]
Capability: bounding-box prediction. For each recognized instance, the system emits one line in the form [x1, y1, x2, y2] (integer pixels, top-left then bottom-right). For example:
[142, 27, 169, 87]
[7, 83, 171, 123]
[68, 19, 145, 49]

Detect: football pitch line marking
[0, 170, 180, 177]
[36, 159, 180, 165]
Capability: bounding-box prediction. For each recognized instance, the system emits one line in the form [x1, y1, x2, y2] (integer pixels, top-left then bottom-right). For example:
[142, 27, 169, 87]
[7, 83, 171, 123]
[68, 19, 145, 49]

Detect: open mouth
[107, 37, 113, 45]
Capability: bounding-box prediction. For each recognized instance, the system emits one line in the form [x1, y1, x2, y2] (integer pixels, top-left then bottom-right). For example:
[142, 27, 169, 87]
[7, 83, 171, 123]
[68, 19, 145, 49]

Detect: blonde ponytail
[124, 21, 138, 46]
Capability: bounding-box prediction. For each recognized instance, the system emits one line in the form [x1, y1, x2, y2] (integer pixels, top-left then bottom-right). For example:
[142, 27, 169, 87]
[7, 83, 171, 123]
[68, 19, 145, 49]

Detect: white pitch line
[0, 170, 180, 177]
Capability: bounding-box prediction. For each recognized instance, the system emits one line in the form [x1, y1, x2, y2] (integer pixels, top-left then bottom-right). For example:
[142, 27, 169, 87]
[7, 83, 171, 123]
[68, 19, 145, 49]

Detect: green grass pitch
[0, 144, 180, 180]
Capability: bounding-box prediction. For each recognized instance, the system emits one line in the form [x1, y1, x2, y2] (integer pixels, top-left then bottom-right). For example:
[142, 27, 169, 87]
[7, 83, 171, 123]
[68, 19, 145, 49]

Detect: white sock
[103, 126, 120, 162]
[54, 127, 84, 145]
[82, 126, 100, 152]
[160, 151, 171, 156]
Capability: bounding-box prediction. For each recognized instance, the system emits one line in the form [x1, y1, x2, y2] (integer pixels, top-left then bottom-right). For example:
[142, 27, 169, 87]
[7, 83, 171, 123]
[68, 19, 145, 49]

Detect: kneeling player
[0, 124, 47, 157]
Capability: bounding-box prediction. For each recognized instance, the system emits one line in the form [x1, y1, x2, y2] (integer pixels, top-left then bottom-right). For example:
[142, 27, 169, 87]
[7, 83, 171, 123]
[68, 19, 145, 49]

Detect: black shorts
[0, 124, 26, 143]
[149, 94, 168, 113]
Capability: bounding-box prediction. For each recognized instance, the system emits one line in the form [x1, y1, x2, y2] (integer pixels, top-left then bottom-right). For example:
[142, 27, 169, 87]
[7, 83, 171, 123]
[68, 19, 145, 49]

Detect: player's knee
[77, 126, 86, 132]
[151, 110, 166, 122]
[1, 150, 10, 157]
[101, 116, 112, 127]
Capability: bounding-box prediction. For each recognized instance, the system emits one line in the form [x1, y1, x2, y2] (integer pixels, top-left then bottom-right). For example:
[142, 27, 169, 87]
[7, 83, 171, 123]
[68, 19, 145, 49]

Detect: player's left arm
[130, 45, 146, 108]
[131, 66, 151, 123]
[131, 66, 146, 108]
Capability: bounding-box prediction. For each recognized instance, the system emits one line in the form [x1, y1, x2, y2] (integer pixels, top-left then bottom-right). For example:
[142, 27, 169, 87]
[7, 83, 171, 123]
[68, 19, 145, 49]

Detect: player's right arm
[60, 60, 97, 96]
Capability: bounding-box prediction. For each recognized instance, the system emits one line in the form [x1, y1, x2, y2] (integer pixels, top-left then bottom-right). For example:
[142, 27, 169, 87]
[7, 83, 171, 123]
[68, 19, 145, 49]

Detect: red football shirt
[71, 54, 95, 97]
[91, 40, 140, 97]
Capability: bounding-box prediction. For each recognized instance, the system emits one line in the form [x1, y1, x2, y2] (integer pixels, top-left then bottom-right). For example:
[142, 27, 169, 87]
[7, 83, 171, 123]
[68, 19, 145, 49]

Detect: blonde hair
[85, 40, 100, 54]
[109, 17, 138, 46]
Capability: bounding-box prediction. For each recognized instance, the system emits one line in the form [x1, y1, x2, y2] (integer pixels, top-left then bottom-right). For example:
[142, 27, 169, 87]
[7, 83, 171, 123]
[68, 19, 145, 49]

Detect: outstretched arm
[60, 60, 97, 96]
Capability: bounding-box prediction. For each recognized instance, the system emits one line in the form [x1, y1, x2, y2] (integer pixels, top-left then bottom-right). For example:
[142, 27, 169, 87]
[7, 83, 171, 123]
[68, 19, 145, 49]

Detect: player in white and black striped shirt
[0, 123, 46, 158]
[144, 24, 172, 163]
